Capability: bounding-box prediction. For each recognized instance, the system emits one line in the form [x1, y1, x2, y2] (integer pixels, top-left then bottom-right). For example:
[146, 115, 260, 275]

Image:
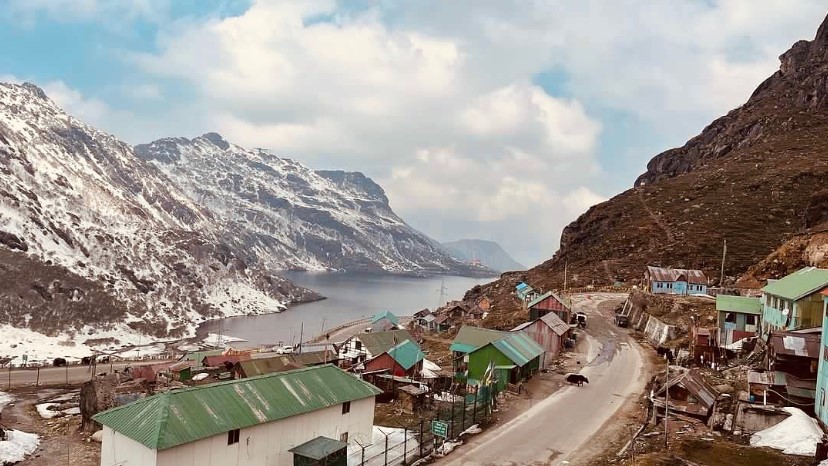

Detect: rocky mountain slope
[442, 239, 525, 272]
[0, 82, 318, 348]
[467, 13, 828, 309]
[135, 134, 490, 276]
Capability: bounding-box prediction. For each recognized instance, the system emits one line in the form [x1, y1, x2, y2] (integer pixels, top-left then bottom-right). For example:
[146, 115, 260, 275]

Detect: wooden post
[6, 363, 10, 389]
[403, 426, 408, 465]
[419, 418, 424, 458]
[65, 361, 69, 385]
[36, 366, 40, 387]
[473, 392, 478, 424]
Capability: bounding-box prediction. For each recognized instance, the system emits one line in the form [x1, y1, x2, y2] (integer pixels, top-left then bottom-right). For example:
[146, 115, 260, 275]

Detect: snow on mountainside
[135, 133, 491, 276]
[0, 82, 318, 356]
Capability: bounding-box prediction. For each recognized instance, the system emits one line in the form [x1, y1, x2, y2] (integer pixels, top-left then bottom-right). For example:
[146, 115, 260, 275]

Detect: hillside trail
[636, 188, 676, 243]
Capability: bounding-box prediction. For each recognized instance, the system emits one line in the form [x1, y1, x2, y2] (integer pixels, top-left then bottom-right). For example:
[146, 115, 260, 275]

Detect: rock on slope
[135, 134, 491, 276]
[442, 239, 525, 272]
[0, 82, 317, 346]
[464, 13, 828, 317]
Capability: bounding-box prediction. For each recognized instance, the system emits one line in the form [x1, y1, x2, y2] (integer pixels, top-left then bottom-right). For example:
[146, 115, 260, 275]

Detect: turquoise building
[761, 267, 828, 335]
[814, 288, 828, 426]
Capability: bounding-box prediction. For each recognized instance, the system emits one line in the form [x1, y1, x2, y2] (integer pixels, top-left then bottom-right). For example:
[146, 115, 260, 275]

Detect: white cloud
[16, 0, 819, 265]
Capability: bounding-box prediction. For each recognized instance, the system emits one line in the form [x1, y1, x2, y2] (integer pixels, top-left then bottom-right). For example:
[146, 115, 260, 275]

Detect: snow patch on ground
[35, 403, 60, 419]
[750, 407, 823, 456]
[202, 333, 246, 348]
[0, 430, 39, 464]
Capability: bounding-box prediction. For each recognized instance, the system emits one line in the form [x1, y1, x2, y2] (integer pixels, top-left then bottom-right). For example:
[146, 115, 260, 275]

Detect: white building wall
[100, 426, 158, 466]
[155, 397, 375, 466]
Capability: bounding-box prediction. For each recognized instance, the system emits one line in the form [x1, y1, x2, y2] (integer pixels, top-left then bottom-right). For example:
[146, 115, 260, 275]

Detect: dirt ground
[5, 386, 98, 466]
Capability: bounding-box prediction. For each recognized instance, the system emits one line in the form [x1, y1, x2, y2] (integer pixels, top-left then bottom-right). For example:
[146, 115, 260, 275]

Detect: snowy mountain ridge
[135, 133, 488, 276]
[0, 82, 317, 351]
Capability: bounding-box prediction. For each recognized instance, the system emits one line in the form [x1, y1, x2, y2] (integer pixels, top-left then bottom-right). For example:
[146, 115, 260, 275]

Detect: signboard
[431, 420, 448, 438]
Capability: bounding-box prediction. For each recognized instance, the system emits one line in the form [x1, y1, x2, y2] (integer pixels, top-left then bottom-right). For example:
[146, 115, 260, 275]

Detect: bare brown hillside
[476, 13, 828, 298]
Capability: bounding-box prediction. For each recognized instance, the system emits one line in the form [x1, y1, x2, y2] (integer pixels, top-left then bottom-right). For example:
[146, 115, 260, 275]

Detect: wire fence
[348, 385, 499, 466]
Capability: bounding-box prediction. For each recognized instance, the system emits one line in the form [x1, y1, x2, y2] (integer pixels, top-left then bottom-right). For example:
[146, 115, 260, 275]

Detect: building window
[340, 432, 349, 443]
[725, 313, 736, 324]
[227, 429, 240, 445]
[355, 341, 362, 350]
[342, 401, 351, 414]
[746, 315, 757, 326]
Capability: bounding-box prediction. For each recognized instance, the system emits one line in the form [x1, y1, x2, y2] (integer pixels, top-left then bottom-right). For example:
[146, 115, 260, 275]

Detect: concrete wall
[642, 315, 676, 345]
[154, 397, 375, 466]
[100, 426, 158, 466]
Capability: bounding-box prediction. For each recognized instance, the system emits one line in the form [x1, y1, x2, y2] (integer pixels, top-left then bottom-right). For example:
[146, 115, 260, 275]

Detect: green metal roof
[181, 349, 223, 364]
[449, 326, 507, 353]
[93, 365, 381, 450]
[762, 267, 828, 301]
[371, 310, 399, 326]
[526, 291, 553, 308]
[289, 436, 348, 460]
[357, 329, 413, 356]
[490, 333, 544, 366]
[386, 339, 425, 370]
[715, 295, 762, 315]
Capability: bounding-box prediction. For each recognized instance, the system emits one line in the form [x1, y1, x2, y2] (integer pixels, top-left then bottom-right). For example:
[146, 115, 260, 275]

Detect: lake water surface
[198, 272, 492, 346]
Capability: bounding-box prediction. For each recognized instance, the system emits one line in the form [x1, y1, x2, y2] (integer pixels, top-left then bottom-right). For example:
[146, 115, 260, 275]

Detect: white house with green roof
[761, 267, 828, 335]
[94, 365, 381, 466]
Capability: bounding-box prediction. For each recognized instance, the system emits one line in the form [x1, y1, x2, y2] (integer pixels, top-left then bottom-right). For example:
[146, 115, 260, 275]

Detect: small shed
[131, 362, 174, 383]
[398, 384, 428, 413]
[168, 361, 195, 381]
[526, 291, 571, 323]
[652, 369, 718, 420]
[511, 312, 571, 366]
[289, 436, 348, 466]
[364, 339, 425, 377]
[371, 311, 401, 332]
[466, 333, 544, 390]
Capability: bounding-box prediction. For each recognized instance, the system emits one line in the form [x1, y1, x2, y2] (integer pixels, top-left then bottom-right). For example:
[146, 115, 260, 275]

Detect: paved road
[442, 293, 646, 466]
[0, 360, 168, 388]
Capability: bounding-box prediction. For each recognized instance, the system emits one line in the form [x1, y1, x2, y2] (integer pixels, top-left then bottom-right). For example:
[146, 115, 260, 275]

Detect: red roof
[203, 354, 250, 367]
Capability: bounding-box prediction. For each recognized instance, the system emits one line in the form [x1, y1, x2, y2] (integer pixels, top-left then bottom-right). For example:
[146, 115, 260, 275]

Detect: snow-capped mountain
[0, 82, 317, 346]
[135, 133, 489, 276]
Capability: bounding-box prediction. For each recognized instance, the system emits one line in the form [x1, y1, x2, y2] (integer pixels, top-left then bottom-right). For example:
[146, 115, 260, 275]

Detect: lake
[198, 272, 493, 346]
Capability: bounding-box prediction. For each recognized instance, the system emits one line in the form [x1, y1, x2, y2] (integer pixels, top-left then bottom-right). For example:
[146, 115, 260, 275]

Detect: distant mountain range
[442, 239, 525, 272]
[0, 82, 491, 347]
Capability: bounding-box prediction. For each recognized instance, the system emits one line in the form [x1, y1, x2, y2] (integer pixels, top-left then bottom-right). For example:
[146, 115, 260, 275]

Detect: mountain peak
[20, 82, 48, 100]
[200, 132, 230, 150]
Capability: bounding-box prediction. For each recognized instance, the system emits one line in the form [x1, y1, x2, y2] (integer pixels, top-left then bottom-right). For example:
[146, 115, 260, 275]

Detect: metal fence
[348, 385, 499, 466]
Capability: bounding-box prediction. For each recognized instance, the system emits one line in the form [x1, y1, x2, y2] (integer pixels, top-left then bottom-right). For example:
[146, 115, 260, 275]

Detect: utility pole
[298, 322, 304, 354]
[437, 280, 447, 308]
[719, 238, 727, 287]
[664, 368, 670, 448]
[564, 261, 568, 291]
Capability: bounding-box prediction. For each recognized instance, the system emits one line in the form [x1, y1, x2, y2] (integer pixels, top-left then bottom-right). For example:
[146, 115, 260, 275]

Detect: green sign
[431, 420, 448, 438]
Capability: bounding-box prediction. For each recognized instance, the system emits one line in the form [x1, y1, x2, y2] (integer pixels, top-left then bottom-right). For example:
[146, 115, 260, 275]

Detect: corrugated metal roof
[762, 267, 828, 301]
[385, 339, 425, 370]
[747, 370, 787, 386]
[371, 311, 400, 326]
[93, 365, 381, 451]
[526, 291, 553, 308]
[490, 333, 544, 366]
[539, 312, 570, 336]
[289, 436, 348, 460]
[450, 326, 507, 353]
[236, 356, 300, 377]
[657, 369, 718, 411]
[516, 282, 530, 291]
[526, 291, 571, 311]
[356, 330, 414, 356]
[716, 295, 762, 315]
[202, 354, 250, 367]
[647, 266, 707, 284]
[511, 322, 533, 332]
[181, 349, 223, 364]
[769, 331, 820, 358]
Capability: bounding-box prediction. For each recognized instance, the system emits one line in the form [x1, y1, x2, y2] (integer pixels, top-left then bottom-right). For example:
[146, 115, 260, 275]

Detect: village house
[515, 282, 541, 303]
[761, 267, 828, 334]
[363, 339, 425, 377]
[525, 291, 572, 323]
[759, 330, 820, 405]
[463, 333, 544, 390]
[716, 295, 762, 353]
[814, 288, 828, 426]
[369, 311, 401, 332]
[94, 365, 381, 466]
[413, 309, 438, 332]
[337, 329, 414, 368]
[449, 326, 509, 372]
[645, 266, 708, 296]
[511, 312, 571, 367]
[232, 350, 338, 379]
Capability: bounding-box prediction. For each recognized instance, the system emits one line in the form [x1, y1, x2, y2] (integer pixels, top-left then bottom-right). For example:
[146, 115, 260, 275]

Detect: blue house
[816, 287, 828, 427]
[645, 266, 708, 295]
[515, 282, 540, 303]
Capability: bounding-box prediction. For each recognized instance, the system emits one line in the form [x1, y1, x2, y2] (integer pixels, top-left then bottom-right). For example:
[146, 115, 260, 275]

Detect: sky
[1, 0, 825, 267]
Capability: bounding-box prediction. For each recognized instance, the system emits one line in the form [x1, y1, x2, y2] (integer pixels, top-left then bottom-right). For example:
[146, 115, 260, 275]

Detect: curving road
[441, 293, 646, 466]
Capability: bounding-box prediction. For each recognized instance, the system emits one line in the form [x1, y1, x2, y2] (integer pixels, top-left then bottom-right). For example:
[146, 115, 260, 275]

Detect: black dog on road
[565, 373, 589, 386]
